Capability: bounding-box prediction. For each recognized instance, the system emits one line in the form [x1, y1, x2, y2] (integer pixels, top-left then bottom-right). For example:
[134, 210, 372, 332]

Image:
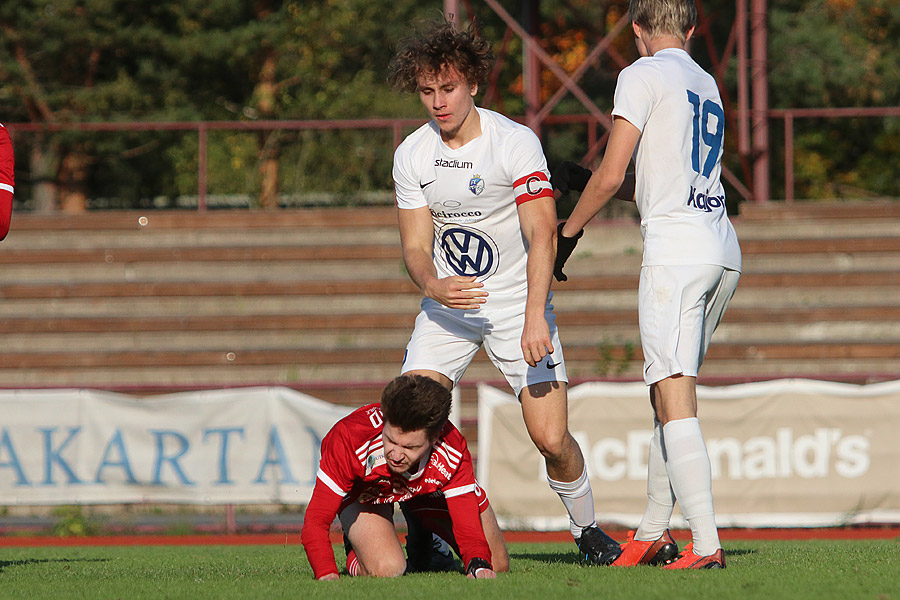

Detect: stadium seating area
[4, 201, 900, 443]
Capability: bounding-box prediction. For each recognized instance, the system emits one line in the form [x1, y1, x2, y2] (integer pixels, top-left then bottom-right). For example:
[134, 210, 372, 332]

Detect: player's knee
[364, 556, 407, 578]
[531, 431, 569, 460]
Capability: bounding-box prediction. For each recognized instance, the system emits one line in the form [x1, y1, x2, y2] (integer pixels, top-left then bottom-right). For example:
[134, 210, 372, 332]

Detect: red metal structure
[459, 0, 770, 203]
[443, 0, 899, 204]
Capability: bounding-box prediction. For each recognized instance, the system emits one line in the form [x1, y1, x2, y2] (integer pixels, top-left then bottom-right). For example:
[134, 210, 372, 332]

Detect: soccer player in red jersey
[301, 375, 508, 580]
[0, 123, 14, 240]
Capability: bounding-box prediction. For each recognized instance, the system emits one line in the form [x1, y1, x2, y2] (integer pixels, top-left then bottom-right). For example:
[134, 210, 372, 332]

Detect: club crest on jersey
[468, 174, 485, 196]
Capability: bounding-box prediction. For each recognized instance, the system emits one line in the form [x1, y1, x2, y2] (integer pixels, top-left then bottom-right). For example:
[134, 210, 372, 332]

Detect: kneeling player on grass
[301, 375, 509, 579]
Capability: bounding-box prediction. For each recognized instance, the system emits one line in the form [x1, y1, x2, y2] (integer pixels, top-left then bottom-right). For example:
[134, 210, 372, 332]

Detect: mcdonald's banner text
[477, 379, 900, 529]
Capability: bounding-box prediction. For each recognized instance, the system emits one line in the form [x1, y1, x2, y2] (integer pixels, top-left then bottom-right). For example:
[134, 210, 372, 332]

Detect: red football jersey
[301, 403, 491, 579]
[0, 123, 13, 240]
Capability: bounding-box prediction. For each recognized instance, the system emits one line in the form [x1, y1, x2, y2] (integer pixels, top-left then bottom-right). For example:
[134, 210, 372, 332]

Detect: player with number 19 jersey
[613, 48, 741, 272]
[393, 107, 554, 306]
[301, 403, 491, 580]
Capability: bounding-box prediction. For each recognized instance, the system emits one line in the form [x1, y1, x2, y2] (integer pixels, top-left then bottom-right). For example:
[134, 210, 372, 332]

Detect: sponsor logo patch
[438, 225, 500, 280]
[686, 186, 725, 212]
[435, 158, 473, 169]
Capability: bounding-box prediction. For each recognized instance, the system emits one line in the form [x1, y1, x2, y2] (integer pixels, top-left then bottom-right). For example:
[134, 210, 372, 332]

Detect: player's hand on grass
[521, 315, 553, 367]
[468, 568, 497, 579]
[466, 558, 495, 579]
[554, 221, 583, 282]
[425, 275, 488, 310]
[550, 161, 593, 195]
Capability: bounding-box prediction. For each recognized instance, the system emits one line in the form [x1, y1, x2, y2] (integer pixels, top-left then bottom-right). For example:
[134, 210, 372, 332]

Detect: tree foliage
[767, 0, 900, 199]
[0, 0, 897, 210]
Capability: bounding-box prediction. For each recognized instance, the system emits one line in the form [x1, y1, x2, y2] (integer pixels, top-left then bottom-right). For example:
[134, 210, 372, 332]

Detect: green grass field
[1, 540, 898, 599]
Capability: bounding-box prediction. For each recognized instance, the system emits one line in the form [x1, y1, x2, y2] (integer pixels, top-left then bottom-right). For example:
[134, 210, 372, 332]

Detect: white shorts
[401, 296, 568, 397]
[639, 265, 740, 385]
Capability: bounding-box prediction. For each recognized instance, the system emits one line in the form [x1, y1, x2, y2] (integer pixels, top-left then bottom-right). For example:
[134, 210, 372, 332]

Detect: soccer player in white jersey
[301, 375, 508, 579]
[553, 0, 741, 569]
[388, 20, 622, 566]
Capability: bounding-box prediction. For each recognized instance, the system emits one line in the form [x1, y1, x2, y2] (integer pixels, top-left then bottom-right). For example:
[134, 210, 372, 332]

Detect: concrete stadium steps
[3, 203, 900, 408]
[10, 208, 399, 230]
[2, 341, 899, 380]
[739, 199, 900, 221]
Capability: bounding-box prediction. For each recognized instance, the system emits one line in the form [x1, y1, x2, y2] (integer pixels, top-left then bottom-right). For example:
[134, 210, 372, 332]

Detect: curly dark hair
[387, 20, 495, 93]
[380, 375, 451, 441]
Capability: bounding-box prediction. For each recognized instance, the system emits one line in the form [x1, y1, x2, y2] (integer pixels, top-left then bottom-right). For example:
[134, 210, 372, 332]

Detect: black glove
[550, 161, 593, 195]
[465, 557, 492, 577]
[554, 221, 583, 282]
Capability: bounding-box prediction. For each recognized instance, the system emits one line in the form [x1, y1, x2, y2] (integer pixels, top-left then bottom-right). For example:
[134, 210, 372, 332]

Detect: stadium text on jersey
[434, 158, 474, 169]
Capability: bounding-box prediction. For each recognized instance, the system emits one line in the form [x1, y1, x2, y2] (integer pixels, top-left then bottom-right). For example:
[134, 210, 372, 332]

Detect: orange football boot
[611, 530, 679, 566]
[663, 543, 726, 569]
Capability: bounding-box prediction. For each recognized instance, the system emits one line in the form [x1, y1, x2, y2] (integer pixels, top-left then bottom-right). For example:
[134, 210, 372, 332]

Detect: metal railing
[8, 107, 900, 208]
[768, 106, 900, 203]
[8, 114, 602, 211]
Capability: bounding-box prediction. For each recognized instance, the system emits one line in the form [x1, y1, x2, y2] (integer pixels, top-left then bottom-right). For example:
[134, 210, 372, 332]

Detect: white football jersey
[613, 48, 741, 272]
[393, 108, 554, 305]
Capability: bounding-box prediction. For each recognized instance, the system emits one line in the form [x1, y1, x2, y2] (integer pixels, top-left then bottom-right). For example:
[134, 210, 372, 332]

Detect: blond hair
[629, 0, 698, 42]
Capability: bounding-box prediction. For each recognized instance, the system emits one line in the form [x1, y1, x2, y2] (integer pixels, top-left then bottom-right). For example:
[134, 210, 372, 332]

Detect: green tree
[0, 0, 259, 210]
[768, 0, 900, 199]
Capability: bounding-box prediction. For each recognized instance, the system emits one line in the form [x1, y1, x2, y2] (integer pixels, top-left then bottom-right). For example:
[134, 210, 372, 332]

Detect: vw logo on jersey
[468, 174, 485, 196]
[439, 225, 500, 279]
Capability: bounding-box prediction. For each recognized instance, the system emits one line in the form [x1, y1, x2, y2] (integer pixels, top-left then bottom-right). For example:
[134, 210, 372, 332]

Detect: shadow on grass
[510, 547, 756, 566]
[725, 548, 756, 558]
[0, 557, 111, 573]
[509, 552, 581, 565]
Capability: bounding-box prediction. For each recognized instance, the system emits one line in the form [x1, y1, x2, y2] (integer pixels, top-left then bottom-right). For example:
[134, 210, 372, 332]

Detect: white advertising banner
[0, 387, 350, 505]
[478, 379, 900, 529]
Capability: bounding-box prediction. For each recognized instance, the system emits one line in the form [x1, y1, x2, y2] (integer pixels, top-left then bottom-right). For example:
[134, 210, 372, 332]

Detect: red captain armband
[513, 171, 554, 205]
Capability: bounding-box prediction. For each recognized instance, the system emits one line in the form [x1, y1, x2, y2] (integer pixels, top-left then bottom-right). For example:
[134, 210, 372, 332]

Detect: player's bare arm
[517, 196, 557, 367]
[561, 117, 641, 237]
[398, 205, 488, 310]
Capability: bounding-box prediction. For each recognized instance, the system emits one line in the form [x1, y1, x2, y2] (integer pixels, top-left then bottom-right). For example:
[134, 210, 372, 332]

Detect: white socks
[545, 419, 720, 555]
[635, 419, 676, 542]
[547, 465, 597, 540]
[662, 417, 721, 556]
